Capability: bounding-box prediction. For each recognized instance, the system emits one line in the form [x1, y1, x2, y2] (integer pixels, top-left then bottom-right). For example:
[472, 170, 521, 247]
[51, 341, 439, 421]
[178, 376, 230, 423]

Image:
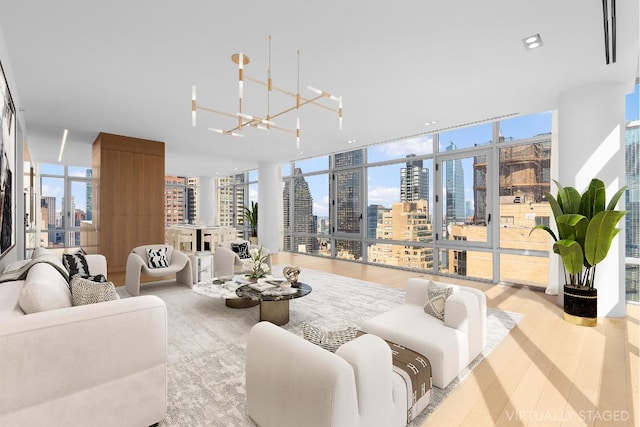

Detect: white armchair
[125, 244, 192, 296]
[246, 322, 406, 427]
[213, 240, 271, 278]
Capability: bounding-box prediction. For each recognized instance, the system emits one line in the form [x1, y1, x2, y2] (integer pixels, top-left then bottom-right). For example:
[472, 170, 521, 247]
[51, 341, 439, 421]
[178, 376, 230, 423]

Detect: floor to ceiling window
[281, 111, 553, 286]
[625, 80, 639, 303]
[217, 170, 257, 240]
[37, 164, 93, 251]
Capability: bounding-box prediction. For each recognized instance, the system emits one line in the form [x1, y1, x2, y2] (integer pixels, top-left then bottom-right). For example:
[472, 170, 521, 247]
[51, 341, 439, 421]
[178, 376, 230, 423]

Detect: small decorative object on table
[283, 266, 301, 287]
[243, 246, 270, 281]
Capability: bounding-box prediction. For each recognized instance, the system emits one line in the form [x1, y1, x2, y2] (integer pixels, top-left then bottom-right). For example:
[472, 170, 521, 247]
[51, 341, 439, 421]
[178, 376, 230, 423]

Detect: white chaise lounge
[361, 278, 487, 389]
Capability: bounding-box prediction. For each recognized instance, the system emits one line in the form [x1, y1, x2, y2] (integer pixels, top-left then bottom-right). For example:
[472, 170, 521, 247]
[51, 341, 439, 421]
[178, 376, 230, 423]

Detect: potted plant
[243, 201, 258, 244]
[530, 178, 627, 326]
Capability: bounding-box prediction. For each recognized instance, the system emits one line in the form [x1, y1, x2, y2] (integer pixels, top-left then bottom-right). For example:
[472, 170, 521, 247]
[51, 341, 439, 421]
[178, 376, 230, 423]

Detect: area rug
[119, 267, 522, 427]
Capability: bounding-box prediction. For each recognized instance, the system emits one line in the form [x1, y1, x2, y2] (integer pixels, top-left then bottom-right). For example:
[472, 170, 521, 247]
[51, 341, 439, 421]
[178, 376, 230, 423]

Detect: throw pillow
[146, 247, 169, 268]
[62, 251, 90, 280]
[302, 323, 359, 353]
[77, 274, 107, 283]
[424, 281, 453, 321]
[71, 276, 119, 306]
[230, 242, 251, 259]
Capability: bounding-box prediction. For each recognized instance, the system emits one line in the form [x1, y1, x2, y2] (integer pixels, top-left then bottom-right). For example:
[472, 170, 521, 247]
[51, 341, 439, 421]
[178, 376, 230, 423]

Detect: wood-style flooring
[109, 252, 639, 427]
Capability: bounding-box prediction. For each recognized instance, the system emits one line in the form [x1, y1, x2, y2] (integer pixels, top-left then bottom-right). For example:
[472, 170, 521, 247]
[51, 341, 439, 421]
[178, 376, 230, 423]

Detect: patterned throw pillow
[302, 323, 359, 353]
[146, 247, 169, 268]
[77, 274, 107, 283]
[230, 242, 251, 259]
[70, 276, 119, 306]
[424, 281, 453, 321]
[62, 251, 90, 280]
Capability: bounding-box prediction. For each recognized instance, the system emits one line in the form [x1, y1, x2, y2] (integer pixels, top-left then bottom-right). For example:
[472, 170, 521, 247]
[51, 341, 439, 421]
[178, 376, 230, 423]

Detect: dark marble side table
[235, 283, 312, 325]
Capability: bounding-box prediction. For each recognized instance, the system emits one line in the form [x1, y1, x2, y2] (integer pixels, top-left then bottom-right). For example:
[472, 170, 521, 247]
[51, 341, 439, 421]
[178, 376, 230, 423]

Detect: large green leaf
[555, 240, 584, 275]
[563, 187, 582, 214]
[587, 179, 606, 218]
[556, 213, 586, 242]
[545, 191, 563, 220]
[584, 210, 628, 265]
[529, 224, 557, 241]
[606, 185, 627, 211]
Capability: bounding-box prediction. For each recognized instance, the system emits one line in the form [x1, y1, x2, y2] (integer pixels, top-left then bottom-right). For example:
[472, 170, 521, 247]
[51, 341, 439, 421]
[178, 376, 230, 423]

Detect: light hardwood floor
[110, 252, 639, 427]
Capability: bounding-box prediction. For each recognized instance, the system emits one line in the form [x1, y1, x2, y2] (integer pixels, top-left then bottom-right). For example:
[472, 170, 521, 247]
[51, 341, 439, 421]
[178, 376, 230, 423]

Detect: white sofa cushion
[0, 281, 26, 318]
[18, 263, 72, 314]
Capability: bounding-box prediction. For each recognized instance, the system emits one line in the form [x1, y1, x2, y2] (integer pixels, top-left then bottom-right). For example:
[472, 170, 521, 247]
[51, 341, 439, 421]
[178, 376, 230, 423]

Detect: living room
[0, 2, 639, 426]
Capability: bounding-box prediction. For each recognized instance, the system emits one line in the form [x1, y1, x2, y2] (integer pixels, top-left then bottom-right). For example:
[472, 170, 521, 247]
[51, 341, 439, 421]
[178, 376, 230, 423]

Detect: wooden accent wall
[92, 132, 165, 273]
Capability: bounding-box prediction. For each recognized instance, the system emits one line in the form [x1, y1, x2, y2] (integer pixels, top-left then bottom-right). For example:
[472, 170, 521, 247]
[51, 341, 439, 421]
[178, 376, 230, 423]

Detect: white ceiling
[0, 0, 638, 176]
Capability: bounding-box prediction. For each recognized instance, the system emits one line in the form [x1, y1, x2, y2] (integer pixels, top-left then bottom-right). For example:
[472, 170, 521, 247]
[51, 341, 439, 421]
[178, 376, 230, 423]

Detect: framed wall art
[0, 60, 16, 258]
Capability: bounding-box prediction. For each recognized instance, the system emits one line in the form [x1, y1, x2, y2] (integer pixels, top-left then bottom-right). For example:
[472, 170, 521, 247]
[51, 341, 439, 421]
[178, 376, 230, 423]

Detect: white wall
[0, 24, 26, 269]
[557, 80, 627, 317]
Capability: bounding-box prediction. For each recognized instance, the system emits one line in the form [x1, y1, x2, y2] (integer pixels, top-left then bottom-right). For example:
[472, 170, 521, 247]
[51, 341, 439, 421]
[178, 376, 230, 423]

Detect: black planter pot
[563, 285, 597, 327]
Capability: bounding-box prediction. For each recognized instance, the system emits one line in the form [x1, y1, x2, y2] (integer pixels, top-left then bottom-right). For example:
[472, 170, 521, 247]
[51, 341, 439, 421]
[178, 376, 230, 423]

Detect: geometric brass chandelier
[191, 36, 342, 149]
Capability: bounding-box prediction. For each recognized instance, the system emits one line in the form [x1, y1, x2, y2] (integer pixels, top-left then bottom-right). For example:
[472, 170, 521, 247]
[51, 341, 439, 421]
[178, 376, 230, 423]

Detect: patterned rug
[119, 267, 522, 427]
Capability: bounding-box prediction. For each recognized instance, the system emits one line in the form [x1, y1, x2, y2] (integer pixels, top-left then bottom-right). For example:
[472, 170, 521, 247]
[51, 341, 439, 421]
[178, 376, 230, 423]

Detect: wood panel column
[92, 132, 165, 273]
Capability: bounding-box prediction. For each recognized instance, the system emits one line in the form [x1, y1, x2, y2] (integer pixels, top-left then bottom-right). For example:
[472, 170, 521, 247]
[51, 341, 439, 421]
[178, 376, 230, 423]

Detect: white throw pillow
[19, 263, 73, 314]
[423, 280, 453, 321]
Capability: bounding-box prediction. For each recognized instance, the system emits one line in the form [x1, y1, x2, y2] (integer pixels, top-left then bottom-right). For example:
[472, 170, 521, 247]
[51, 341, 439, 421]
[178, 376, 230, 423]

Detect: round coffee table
[192, 278, 259, 308]
[235, 283, 312, 325]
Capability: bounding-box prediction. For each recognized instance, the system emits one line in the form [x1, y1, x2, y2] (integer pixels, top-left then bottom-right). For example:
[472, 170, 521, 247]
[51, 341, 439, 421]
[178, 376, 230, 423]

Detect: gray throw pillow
[302, 323, 359, 353]
[424, 281, 453, 321]
[71, 276, 119, 306]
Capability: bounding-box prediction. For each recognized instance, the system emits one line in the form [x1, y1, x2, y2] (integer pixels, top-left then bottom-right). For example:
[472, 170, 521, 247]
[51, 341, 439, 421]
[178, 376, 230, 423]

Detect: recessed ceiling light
[522, 33, 543, 50]
[424, 120, 438, 126]
[348, 139, 357, 144]
[297, 151, 304, 155]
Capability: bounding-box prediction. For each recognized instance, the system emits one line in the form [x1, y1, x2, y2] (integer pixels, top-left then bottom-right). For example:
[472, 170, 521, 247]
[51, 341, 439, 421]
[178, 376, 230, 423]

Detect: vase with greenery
[243, 246, 270, 281]
[530, 178, 627, 325]
[243, 201, 258, 242]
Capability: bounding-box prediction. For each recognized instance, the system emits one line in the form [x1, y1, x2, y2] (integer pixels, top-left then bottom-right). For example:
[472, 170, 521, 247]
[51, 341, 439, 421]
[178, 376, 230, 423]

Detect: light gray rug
[120, 267, 522, 427]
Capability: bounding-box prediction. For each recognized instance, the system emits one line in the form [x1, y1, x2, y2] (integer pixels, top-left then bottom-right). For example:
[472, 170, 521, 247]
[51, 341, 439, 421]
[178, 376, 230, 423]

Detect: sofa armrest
[0, 296, 167, 426]
[85, 254, 107, 277]
[246, 322, 358, 427]
[335, 334, 396, 427]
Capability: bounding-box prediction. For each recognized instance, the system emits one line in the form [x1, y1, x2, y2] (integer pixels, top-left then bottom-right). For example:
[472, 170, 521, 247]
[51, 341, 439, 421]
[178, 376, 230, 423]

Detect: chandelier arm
[197, 105, 237, 119]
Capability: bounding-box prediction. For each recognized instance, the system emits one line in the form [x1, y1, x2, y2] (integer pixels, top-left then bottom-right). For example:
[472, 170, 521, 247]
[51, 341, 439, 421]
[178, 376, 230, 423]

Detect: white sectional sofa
[361, 278, 487, 389]
[246, 321, 407, 427]
[0, 251, 167, 427]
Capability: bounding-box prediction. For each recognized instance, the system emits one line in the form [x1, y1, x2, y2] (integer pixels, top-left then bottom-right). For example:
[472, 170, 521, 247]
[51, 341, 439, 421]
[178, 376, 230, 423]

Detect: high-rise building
[400, 154, 429, 202]
[85, 169, 92, 221]
[165, 176, 187, 224]
[333, 150, 363, 260]
[187, 177, 198, 224]
[283, 168, 314, 252]
[367, 204, 386, 238]
[40, 196, 57, 246]
[444, 142, 466, 224]
[367, 201, 433, 269]
[625, 120, 639, 302]
[626, 120, 639, 259]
